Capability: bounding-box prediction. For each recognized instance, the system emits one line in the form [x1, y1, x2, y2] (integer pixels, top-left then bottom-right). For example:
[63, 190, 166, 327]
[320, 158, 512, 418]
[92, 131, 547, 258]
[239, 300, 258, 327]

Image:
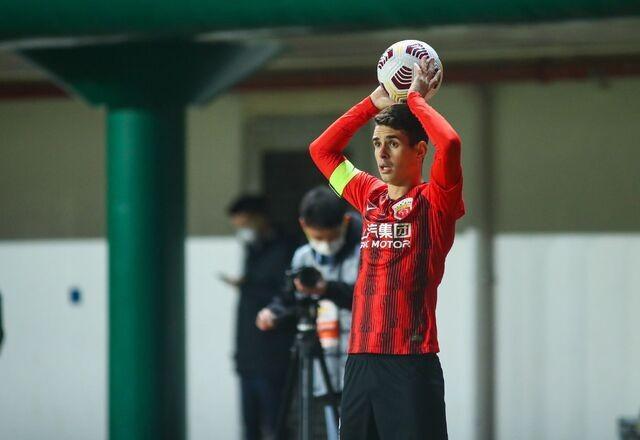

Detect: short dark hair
[227, 194, 267, 216]
[299, 186, 347, 229]
[374, 104, 428, 146]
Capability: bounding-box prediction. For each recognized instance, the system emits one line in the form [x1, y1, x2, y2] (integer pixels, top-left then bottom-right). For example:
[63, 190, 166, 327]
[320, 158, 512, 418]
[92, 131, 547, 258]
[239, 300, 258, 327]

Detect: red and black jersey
[310, 92, 464, 355]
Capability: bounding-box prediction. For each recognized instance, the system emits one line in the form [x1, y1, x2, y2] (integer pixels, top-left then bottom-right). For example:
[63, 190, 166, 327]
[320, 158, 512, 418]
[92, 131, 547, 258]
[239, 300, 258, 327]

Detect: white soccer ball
[376, 40, 443, 103]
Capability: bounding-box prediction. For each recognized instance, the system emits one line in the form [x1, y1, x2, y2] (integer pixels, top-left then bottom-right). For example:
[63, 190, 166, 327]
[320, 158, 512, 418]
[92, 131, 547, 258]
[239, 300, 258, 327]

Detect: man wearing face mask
[256, 186, 361, 440]
[225, 195, 296, 440]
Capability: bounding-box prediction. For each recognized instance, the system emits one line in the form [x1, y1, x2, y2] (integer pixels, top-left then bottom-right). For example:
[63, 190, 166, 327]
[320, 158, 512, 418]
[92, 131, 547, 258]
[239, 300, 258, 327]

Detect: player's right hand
[256, 308, 277, 331]
[370, 86, 395, 110]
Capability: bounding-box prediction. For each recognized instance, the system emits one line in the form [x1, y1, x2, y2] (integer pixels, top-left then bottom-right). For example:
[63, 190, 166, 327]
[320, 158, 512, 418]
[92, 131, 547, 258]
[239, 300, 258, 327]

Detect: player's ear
[416, 140, 428, 160]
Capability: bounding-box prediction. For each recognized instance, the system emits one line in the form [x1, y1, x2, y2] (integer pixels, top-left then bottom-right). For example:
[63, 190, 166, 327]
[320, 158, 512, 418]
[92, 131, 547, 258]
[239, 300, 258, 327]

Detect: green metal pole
[19, 41, 279, 440]
[107, 106, 185, 440]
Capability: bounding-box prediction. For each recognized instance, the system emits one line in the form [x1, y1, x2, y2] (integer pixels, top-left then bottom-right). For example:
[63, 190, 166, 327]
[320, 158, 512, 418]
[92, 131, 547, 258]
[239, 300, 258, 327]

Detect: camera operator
[256, 186, 361, 440]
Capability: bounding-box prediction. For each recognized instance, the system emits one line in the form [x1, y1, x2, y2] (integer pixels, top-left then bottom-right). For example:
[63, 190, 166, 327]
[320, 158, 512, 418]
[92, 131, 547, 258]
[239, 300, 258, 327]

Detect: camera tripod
[275, 298, 341, 440]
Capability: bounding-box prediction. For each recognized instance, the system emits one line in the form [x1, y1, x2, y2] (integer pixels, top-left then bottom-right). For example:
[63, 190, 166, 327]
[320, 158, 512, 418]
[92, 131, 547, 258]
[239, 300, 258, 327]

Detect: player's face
[372, 125, 425, 185]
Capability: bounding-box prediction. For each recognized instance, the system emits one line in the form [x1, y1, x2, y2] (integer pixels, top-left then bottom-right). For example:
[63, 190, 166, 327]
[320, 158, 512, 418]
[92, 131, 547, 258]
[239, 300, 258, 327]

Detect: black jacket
[234, 232, 295, 376]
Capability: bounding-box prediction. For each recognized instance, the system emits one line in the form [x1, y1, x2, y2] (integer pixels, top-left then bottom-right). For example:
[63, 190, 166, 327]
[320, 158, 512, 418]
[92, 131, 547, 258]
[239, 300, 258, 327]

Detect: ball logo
[391, 65, 413, 90]
[392, 198, 413, 220]
[377, 48, 394, 69]
[405, 43, 429, 59]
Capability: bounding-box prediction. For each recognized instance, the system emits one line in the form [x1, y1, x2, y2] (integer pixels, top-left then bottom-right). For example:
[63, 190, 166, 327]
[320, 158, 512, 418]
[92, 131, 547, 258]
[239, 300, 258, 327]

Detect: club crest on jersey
[392, 198, 413, 220]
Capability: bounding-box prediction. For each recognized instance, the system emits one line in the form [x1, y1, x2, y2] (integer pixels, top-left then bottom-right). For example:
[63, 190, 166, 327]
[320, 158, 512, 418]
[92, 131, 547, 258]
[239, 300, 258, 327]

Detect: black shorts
[339, 353, 448, 440]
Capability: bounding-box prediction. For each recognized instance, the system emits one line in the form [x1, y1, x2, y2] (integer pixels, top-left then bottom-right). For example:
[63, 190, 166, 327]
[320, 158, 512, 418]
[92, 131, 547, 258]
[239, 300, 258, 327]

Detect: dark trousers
[340, 354, 448, 440]
[240, 373, 287, 440]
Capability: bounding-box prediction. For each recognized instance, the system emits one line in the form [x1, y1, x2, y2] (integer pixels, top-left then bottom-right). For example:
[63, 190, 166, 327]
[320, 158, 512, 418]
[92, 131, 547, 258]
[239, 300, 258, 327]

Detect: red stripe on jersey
[347, 180, 460, 354]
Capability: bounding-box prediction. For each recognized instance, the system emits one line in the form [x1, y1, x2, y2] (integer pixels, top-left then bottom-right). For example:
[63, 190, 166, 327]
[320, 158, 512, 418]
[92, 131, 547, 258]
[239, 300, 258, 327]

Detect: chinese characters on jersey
[361, 222, 412, 249]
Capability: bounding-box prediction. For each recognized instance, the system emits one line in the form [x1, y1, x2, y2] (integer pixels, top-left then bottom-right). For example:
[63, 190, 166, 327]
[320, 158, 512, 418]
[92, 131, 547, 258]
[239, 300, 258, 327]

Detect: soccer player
[309, 58, 464, 439]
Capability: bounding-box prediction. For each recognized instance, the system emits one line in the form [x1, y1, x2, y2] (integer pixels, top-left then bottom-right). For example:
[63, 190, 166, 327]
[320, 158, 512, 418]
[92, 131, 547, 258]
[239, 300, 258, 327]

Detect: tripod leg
[314, 342, 341, 432]
[299, 341, 314, 440]
[276, 348, 299, 440]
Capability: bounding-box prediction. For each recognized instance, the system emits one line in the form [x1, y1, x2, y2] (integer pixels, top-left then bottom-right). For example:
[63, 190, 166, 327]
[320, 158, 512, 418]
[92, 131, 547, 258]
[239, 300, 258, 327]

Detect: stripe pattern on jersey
[350, 186, 441, 354]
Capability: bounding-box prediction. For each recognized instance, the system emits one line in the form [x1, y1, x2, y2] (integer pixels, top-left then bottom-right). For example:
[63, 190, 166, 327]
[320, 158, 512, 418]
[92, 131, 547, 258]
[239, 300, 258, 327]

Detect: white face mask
[309, 232, 346, 257]
[236, 228, 257, 245]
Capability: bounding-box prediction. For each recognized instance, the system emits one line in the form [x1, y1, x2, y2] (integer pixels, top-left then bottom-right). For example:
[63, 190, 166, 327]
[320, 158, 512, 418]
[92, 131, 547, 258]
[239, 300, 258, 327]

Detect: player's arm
[309, 89, 391, 209]
[407, 58, 462, 190]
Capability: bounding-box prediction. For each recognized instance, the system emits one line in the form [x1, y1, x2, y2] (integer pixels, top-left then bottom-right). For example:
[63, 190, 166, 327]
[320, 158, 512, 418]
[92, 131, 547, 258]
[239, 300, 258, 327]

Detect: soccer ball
[376, 40, 443, 103]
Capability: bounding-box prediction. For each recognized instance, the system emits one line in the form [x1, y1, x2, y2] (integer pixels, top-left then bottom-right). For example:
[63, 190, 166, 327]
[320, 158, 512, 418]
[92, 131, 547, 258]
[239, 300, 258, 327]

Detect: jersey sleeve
[426, 179, 465, 220]
[407, 91, 465, 219]
[309, 96, 383, 213]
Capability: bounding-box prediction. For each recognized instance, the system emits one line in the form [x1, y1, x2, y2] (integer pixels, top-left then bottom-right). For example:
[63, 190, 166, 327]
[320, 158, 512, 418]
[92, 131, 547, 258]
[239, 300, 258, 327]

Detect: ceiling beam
[1, 0, 639, 43]
[2, 55, 638, 100]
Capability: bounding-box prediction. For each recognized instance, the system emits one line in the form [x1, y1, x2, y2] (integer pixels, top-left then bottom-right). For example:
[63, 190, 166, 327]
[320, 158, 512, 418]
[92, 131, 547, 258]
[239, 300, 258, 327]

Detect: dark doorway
[262, 151, 326, 244]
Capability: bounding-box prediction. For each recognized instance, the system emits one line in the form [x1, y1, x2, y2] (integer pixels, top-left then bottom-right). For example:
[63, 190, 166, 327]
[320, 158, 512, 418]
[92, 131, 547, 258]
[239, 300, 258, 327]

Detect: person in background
[223, 195, 296, 440]
[256, 186, 361, 440]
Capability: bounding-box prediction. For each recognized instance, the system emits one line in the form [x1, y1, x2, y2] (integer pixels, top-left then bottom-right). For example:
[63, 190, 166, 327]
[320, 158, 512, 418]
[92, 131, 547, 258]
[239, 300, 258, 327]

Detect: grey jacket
[268, 217, 361, 394]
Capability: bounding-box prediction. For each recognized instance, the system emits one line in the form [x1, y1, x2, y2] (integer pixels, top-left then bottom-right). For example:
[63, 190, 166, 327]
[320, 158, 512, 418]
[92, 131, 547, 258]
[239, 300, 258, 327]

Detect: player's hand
[409, 57, 442, 100]
[256, 308, 277, 331]
[294, 277, 327, 297]
[370, 86, 395, 110]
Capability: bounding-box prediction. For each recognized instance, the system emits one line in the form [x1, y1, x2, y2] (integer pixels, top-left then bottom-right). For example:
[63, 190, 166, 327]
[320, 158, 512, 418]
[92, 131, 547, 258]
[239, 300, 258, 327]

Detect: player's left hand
[294, 277, 327, 297]
[409, 57, 442, 100]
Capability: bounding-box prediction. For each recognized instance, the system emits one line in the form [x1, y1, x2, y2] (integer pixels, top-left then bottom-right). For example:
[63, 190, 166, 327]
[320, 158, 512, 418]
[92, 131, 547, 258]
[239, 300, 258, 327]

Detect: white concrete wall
[0, 232, 479, 440]
[186, 238, 242, 440]
[1, 233, 638, 440]
[0, 238, 243, 440]
[495, 234, 640, 440]
[0, 241, 107, 440]
[438, 230, 480, 440]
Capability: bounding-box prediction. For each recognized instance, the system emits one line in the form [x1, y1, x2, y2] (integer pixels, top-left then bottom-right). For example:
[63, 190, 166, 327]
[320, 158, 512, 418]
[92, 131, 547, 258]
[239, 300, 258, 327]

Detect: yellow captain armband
[329, 160, 360, 197]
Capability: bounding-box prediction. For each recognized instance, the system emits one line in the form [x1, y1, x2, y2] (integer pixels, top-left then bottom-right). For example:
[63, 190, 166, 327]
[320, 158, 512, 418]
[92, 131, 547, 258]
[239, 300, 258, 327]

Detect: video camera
[284, 266, 323, 332]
